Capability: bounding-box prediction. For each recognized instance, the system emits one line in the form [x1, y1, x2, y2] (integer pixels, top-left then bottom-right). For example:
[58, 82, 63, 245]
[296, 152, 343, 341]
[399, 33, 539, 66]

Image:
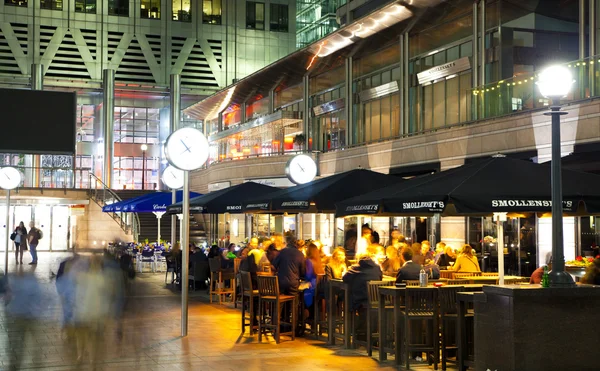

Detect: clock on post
[285, 154, 318, 185]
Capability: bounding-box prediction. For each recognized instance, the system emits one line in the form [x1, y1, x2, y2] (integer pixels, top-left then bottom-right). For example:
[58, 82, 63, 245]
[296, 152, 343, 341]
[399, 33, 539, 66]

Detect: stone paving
[0, 252, 452, 370]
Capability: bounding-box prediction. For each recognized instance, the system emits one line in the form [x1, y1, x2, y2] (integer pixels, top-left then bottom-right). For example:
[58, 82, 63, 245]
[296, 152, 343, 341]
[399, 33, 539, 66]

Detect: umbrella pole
[494, 213, 506, 285]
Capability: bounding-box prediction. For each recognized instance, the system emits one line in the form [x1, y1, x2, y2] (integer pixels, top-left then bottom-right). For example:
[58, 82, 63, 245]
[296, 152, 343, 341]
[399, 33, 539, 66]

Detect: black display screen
[0, 88, 77, 154]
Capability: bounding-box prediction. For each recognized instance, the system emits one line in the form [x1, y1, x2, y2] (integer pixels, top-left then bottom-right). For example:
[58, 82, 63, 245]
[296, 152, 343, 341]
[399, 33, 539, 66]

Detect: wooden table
[328, 279, 351, 348]
[467, 276, 523, 284]
[378, 284, 485, 365]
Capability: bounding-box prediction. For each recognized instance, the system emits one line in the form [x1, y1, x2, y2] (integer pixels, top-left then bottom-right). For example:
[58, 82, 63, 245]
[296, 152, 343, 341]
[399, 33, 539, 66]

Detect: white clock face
[0, 167, 22, 190]
[164, 127, 209, 171]
[286, 154, 317, 185]
[162, 165, 184, 189]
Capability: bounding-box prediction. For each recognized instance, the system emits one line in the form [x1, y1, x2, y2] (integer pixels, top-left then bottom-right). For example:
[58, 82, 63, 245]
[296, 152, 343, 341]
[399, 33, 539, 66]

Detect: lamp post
[141, 144, 148, 190]
[537, 65, 576, 287]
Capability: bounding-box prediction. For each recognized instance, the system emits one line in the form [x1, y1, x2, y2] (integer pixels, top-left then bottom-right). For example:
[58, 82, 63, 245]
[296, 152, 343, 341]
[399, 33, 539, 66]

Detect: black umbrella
[243, 169, 402, 213]
[336, 156, 600, 217]
[167, 182, 278, 214]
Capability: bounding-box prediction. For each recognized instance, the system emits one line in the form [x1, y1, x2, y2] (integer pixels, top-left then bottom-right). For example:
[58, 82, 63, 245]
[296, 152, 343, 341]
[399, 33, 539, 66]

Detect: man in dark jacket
[343, 254, 383, 311]
[343, 253, 382, 341]
[396, 247, 422, 283]
[272, 235, 306, 295]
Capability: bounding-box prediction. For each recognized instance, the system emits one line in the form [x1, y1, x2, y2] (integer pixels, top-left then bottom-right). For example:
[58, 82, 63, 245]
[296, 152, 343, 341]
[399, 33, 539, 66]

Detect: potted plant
[293, 134, 306, 147]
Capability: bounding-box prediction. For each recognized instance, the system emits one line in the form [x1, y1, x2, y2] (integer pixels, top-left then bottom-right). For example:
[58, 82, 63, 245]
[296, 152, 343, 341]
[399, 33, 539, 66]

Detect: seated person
[396, 247, 422, 283]
[436, 246, 457, 268]
[343, 253, 383, 312]
[325, 247, 347, 280]
[452, 244, 481, 272]
[381, 245, 402, 276]
[343, 252, 382, 341]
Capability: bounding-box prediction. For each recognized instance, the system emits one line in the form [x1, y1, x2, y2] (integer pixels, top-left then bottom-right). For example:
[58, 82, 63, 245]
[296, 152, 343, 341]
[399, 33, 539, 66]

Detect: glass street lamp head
[141, 144, 148, 151]
[537, 65, 573, 99]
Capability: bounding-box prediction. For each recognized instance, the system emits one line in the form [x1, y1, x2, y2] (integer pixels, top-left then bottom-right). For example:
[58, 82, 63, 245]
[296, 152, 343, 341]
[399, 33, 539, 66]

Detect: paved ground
[0, 252, 452, 370]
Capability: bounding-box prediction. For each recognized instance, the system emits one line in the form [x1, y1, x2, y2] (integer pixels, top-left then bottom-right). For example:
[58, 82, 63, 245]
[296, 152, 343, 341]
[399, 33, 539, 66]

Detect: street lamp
[141, 144, 148, 190]
[537, 65, 576, 287]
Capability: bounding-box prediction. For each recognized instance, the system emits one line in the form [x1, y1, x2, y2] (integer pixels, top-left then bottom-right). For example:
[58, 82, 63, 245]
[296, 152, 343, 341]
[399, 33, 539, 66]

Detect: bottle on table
[419, 267, 428, 287]
[541, 265, 550, 288]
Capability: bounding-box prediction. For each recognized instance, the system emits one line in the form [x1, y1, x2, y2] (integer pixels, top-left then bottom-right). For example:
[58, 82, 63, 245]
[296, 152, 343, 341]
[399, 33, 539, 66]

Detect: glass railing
[471, 55, 597, 120]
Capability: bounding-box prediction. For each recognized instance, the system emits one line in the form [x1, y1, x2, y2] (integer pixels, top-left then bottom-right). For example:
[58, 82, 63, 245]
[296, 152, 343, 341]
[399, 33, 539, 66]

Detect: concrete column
[344, 57, 353, 146]
[240, 102, 246, 124]
[472, 1, 479, 120]
[302, 74, 310, 151]
[31, 64, 43, 188]
[268, 89, 275, 114]
[403, 32, 409, 130]
[580, 0, 587, 59]
[170, 74, 181, 247]
[590, 0, 596, 96]
[398, 35, 405, 135]
[102, 69, 115, 188]
[479, 0, 486, 87]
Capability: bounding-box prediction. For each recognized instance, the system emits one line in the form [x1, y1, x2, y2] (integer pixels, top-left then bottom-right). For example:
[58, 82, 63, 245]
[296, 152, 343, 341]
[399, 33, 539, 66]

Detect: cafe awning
[167, 182, 278, 214]
[120, 190, 202, 213]
[244, 169, 402, 214]
[336, 156, 600, 217]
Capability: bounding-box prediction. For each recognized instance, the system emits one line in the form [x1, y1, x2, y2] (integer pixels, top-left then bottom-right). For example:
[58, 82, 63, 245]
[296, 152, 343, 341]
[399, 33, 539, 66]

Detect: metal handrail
[88, 173, 140, 242]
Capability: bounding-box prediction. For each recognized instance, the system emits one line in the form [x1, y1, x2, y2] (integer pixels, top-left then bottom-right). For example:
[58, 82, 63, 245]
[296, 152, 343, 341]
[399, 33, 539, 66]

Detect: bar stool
[312, 274, 327, 340]
[401, 287, 439, 370]
[209, 258, 235, 304]
[257, 275, 297, 344]
[452, 272, 481, 279]
[447, 279, 470, 285]
[439, 286, 469, 370]
[366, 280, 395, 357]
[234, 258, 242, 308]
[240, 271, 259, 335]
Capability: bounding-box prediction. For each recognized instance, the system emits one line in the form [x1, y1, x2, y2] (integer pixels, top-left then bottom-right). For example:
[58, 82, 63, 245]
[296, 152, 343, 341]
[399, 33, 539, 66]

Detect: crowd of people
[0, 252, 129, 370]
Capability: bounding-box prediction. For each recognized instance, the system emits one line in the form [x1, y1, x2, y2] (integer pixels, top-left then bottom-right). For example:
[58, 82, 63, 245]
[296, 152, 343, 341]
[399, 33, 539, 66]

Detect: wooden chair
[209, 258, 236, 305]
[481, 272, 498, 277]
[405, 280, 421, 287]
[165, 256, 177, 285]
[499, 277, 529, 285]
[234, 258, 242, 308]
[189, 261, 209, 291]
[447, 279, 470, 286]
[439, 286, 472, 370]
[452, 272, 481, 279]
[240, 271, 259, 335]
[400, 287, 439, 370]
[312, 274, 328, 340]
[257, 275, 297, 344]
[366, 280, 395, 357]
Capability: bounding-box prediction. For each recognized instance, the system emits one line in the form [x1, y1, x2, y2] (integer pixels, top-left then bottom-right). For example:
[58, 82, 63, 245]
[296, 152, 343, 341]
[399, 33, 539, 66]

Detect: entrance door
[34, 205, 51, 251]
[51, 206, 70, 251]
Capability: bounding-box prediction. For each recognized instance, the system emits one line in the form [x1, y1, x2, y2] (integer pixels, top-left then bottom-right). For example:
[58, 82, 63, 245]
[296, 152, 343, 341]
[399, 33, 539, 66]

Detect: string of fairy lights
[471, 59, 594, 96]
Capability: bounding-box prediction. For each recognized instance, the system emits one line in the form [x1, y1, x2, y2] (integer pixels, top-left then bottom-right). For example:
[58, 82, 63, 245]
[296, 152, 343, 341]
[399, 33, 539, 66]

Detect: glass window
[75, 0, 96, 13]
[40, 0, 62, 10]
[173, 0, 191, 22]
[141, 0, 160, 19]
[247, 2, 265, 30]
[445, 76, 459, 126]
[203, 0, 221, 24]
[432, 80, 445, 128]
[5, 0, 28, 7]
[422, 84, 433, 131]
[270, 3, 288, 32]
[108, 0, 128, 16]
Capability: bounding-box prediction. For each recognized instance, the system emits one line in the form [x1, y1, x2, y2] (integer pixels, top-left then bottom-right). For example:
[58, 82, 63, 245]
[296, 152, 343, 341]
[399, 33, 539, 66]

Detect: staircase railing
[87, 173, 140, 242]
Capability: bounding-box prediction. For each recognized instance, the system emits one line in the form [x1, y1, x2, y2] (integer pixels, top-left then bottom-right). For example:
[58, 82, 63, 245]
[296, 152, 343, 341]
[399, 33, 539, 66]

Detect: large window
[75, 0, 96, 13]
[40, 0, 62, 10]
[270, 3, 288, 32]
[203, 0, 221, 24]
[108, 0, 128, 16]
[246, 2, 265, 30]
[5, 0, 27, 6]
[141, 0, 160, 19]
[173, 0, 191, 22]
[114, 107, 159, 144]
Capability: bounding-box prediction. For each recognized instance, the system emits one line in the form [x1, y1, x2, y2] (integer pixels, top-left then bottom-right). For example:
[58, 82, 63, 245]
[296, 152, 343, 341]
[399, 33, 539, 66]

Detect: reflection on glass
[40, 0, 62, 10]
[141, 0, 160, 19]
[173, 0, 191, 22]
[203, 0, 221, 24]
[246, 2, 265, 30]
[75, 0, 95, 13]
[108, 0, 128, 16]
